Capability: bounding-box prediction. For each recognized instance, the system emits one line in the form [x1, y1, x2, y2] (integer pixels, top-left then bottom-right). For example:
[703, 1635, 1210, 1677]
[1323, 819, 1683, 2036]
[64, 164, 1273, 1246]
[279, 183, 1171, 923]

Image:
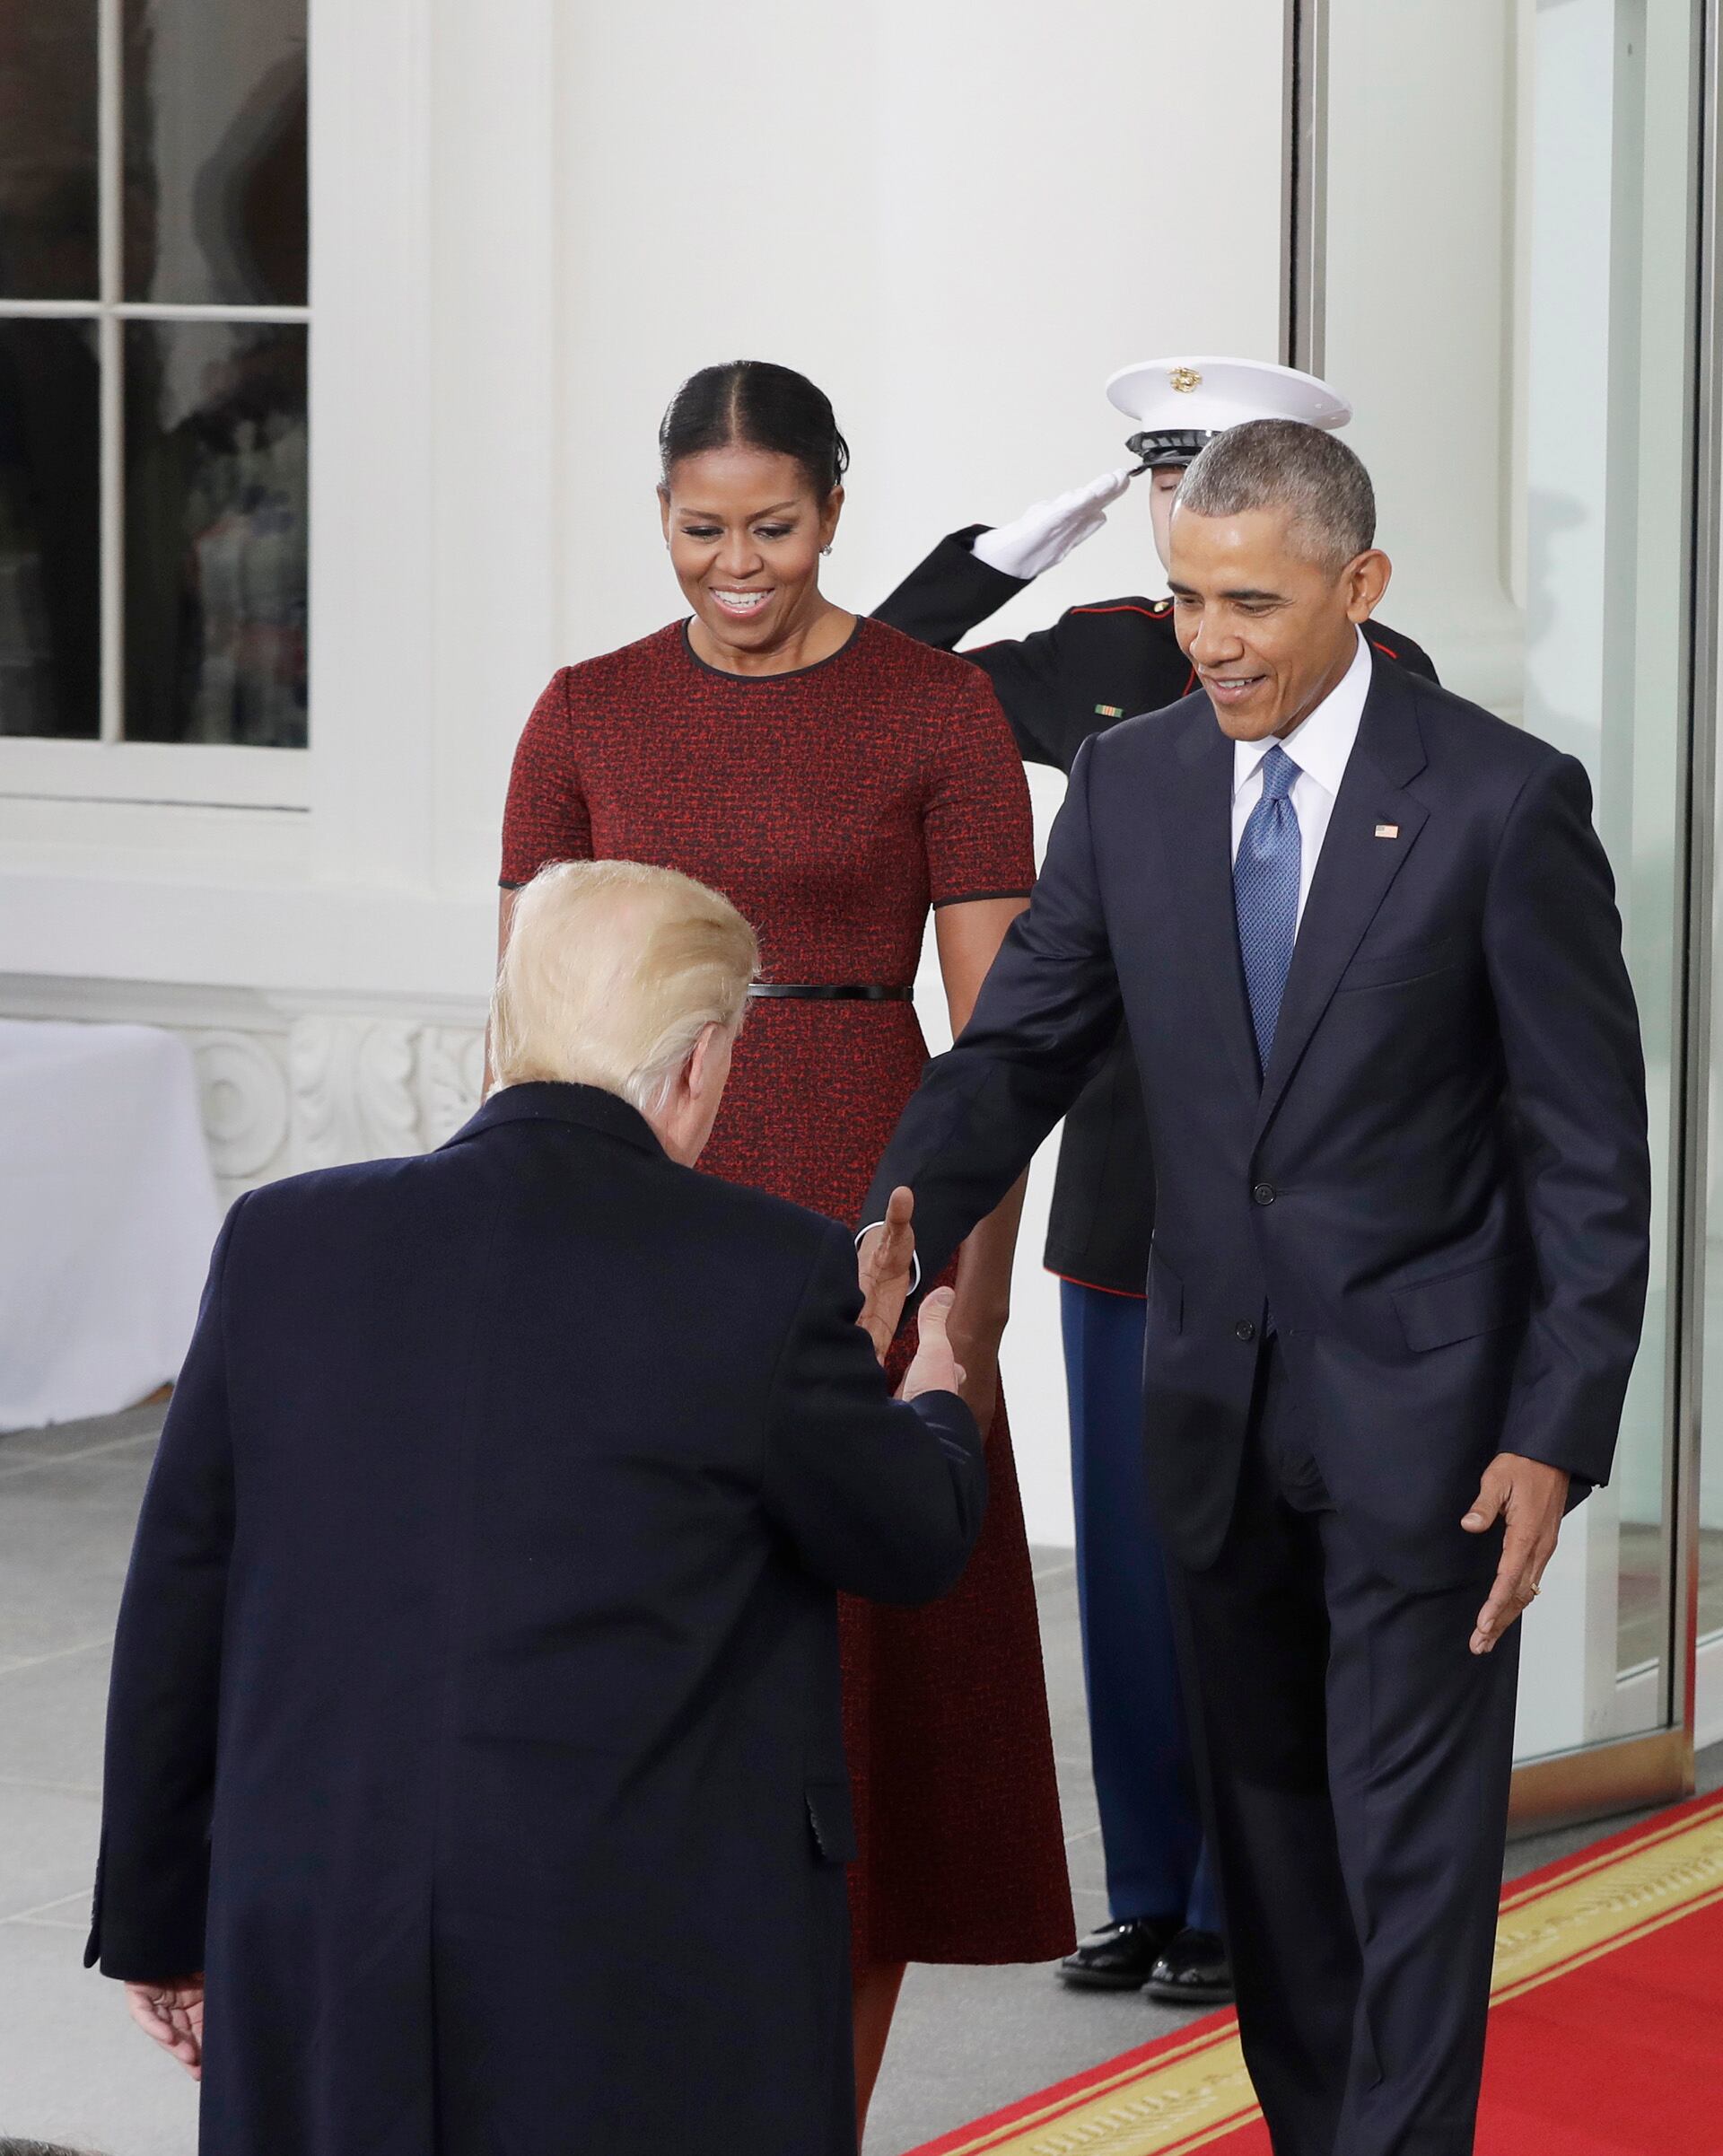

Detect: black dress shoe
[1057, 1915, 1181, 1990]
[1143, 1927, 1235, 2006]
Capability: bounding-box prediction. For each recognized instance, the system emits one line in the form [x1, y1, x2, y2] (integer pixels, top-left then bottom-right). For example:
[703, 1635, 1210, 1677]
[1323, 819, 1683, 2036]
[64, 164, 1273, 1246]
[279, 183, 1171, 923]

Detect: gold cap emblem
[1169, 366, 1203, 394]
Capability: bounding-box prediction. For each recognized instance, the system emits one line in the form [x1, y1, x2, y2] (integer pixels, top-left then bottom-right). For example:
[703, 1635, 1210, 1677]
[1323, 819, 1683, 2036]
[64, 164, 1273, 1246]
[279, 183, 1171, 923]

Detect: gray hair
[1176, 418, 1376, 574]
[492, 860, 759, 1115]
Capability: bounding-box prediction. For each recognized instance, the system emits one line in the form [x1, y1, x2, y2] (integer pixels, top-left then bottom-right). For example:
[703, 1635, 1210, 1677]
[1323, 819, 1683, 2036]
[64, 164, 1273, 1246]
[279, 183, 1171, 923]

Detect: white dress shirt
[1230, 628, 1373, 933]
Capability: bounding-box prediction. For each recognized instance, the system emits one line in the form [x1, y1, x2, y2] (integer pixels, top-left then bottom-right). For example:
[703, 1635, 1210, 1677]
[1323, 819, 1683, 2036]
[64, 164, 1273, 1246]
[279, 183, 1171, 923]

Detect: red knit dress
[501, 615, 1074, 1971]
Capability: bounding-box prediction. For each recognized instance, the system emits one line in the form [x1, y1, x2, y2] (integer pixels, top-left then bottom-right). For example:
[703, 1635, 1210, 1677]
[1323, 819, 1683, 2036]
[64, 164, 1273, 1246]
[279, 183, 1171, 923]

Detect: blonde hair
[491, 860, 759, 1113]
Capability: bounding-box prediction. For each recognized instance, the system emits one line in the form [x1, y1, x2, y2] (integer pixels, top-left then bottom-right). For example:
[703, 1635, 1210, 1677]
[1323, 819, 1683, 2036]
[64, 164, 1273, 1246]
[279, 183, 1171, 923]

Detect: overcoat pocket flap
[806, 1778, 859, 1865]
[1392, 1250, 1535, 1353]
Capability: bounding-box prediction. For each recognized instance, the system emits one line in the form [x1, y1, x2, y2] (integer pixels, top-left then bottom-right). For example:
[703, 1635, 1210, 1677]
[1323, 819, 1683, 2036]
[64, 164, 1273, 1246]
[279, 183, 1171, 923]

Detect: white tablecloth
[1, 1020, 223, 1431]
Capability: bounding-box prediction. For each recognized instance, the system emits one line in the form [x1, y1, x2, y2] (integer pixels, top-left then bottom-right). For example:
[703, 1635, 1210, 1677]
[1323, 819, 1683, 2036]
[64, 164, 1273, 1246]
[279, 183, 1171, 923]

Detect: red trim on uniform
[1183, 665, 1197, 696]
[1046, 1268, 1147, 1301]
[1369, 639, 1401, 660]
[1071, 603, 1168, 622]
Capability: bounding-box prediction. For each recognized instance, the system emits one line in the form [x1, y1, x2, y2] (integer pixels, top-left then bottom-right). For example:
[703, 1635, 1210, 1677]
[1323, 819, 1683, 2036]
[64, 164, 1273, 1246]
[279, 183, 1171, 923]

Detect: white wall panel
[549, 0, 1286, 1544]
[2, 0, 1289, 1544]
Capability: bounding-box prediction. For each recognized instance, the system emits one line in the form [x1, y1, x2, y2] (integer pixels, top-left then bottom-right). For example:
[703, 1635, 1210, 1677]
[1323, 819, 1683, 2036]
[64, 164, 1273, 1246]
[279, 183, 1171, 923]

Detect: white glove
[971, 466, 1139, 582]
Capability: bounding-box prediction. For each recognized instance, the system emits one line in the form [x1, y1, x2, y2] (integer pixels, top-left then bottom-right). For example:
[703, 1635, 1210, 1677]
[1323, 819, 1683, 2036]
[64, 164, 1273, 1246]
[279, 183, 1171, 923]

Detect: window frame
[0, 0, 310, 808]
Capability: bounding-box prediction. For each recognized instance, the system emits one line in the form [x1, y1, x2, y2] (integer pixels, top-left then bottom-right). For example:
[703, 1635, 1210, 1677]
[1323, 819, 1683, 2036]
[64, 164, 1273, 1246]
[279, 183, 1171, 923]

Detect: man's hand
[1462, 1453, 1570, 1655]
[899, 1287, 967, 1404]
[125, 1976, 206, 2080]
[971, 468, 1138, 582]
[858, 1187, 917, 1363]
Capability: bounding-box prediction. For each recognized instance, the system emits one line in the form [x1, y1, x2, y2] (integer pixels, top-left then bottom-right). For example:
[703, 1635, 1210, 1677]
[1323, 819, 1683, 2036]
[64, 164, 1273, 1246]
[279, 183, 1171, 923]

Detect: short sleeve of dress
[923, 669, 1036, 908]
[500, 669, 593, 888]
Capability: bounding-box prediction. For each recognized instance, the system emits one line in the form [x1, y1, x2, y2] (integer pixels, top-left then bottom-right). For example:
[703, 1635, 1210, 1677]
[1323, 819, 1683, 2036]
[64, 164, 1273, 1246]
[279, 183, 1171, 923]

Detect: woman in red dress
[499, 362, 1072, 2131]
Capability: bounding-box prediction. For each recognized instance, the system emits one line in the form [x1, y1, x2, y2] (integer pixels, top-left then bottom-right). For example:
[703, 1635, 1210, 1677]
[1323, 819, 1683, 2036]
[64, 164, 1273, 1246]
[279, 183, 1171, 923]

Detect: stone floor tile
[0, 1783, 102, 1927]
[865, 1955, 1202, 2156]
[0, 1446, 156, 1672]
[4, 1420, 1719, 2156]
[0, 1639, 112, 1790]
[0, 1404, 166, 1471]
[0, 1918, 197, 2153]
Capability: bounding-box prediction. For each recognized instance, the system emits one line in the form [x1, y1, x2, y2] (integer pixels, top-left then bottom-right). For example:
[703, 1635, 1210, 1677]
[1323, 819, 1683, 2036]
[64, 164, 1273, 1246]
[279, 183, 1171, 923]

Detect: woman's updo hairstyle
[659, 361, 851, 501]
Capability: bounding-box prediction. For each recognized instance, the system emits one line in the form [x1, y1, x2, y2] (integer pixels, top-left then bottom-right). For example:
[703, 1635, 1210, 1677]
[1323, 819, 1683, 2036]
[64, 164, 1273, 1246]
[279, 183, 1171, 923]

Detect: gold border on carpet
[927, 1796, 1723, 2156]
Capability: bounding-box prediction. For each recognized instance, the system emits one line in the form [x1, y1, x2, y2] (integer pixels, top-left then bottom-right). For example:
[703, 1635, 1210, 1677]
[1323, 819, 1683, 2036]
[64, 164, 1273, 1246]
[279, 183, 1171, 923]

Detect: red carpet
[906, 1790, 1723, 2156]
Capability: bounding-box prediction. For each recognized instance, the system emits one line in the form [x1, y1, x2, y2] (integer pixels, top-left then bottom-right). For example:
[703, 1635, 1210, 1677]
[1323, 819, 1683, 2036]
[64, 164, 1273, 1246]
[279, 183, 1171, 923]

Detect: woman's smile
[708, 584, 775, 619]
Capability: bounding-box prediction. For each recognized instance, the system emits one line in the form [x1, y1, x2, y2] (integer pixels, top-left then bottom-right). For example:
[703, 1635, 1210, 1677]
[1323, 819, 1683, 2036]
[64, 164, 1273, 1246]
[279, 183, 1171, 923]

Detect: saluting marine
[876, 358, 1438, 2009]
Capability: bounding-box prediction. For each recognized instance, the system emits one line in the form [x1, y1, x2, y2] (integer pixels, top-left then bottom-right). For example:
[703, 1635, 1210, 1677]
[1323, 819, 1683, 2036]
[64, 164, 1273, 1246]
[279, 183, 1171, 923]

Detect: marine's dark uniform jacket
[876, 524, 1438, 1295]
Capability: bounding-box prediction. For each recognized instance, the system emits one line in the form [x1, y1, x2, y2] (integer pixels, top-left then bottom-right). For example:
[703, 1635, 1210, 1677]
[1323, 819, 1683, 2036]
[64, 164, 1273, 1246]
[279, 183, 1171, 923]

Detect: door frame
[1284, 0, 1715, 1833]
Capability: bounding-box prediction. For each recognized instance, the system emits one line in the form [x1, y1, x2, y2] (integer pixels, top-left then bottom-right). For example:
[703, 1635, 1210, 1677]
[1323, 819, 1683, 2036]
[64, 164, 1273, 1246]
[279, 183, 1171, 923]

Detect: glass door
[1314, 0, 1706, 1810]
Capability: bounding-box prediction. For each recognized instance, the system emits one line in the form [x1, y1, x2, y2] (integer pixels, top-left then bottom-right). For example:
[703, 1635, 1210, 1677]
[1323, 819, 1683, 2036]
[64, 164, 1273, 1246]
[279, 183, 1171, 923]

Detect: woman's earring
[820, 544, 834, 557]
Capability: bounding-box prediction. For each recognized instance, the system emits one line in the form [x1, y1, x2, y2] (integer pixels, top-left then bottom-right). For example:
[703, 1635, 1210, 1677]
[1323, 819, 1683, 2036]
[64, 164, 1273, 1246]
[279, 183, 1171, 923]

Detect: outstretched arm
[764, 1228, 986, 1606]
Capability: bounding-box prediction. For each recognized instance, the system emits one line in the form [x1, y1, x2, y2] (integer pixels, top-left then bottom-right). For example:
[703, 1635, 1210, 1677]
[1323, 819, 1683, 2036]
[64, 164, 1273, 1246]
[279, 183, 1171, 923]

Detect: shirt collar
[1231, 627, 1372, 800]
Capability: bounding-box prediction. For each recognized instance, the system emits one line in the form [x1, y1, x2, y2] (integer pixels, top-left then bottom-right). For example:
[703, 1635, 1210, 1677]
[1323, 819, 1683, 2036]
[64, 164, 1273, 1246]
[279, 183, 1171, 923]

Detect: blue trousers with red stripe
[1061, 1279, 1222, 1934]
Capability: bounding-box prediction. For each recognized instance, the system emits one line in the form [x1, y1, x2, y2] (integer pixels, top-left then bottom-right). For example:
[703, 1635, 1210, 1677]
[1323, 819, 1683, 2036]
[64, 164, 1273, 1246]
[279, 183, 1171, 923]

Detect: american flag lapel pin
[1375, 822, 1400, 839]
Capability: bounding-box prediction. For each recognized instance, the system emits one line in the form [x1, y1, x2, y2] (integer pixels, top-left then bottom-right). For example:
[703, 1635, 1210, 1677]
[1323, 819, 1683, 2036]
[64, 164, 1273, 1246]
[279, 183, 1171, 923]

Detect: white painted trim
[0, 877, 494, 1003]
[97, 0, 122, 747]
[0, 983, 486, 1198]
[0, 974, 484, 1032]
[305, 0, 436, 892]
[0, 302, 310, 321]
[4, 0, 559, 989]
[0, 741, 312, 811]
[1699, 1630, 1723, 1752]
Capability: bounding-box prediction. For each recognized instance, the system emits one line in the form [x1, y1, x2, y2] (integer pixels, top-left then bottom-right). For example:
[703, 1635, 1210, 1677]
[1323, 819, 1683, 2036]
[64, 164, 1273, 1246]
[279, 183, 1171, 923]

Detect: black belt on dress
[748, 983, 914, 1002]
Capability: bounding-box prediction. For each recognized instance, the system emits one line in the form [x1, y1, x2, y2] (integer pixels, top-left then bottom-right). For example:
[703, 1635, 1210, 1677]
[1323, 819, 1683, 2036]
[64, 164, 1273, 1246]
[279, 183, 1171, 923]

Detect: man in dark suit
[876, 359, 1437, 2004]
[90, 858, 985, 2156]
[858, 419, 1650, 2153]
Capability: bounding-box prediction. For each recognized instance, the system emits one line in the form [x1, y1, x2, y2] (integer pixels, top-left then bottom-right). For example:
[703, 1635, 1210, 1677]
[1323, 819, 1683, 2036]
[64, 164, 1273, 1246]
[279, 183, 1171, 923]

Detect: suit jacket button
[1234, 1319, 1256, 1342]
[1252, 1182, 1277, 1205]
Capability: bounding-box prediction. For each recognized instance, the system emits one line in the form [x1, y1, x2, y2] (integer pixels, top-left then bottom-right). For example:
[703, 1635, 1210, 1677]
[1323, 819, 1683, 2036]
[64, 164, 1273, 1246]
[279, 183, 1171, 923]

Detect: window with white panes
[0, 0, 307, 751]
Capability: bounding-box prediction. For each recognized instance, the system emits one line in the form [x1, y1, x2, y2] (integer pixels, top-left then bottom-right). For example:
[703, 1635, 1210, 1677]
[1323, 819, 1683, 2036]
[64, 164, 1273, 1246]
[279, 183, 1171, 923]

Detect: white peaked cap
[1106, 356, 1352, 437]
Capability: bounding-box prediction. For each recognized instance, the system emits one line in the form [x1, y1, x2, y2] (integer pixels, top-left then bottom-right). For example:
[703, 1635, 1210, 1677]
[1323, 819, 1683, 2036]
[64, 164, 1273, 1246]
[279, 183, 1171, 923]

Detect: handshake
[856, 1188, 966, 1407]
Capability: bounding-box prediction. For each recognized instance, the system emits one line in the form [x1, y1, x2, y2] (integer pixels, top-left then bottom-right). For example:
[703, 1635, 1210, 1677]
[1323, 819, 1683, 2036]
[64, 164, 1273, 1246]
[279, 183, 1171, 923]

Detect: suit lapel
[1167, 705, 1262, 1106]
[1253, 666, 1430, 1143]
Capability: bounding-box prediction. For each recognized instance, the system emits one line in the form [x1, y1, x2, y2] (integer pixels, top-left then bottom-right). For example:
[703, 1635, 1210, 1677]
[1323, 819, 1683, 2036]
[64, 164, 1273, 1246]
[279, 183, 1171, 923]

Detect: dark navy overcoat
[89, 1081, 984, 2156]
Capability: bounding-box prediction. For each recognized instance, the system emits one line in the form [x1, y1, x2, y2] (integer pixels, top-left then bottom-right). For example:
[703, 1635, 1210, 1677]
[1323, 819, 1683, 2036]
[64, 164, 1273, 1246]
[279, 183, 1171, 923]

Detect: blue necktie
[1235, 743, 1302, 1071]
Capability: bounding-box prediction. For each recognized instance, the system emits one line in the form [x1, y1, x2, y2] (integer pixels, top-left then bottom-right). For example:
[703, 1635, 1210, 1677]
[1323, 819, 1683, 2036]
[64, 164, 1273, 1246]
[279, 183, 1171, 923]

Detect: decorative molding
[283, 1014, 484, 1181]
[0, 977, 485, 1200]
[192, 1030, 293, 1184]
[289, 1015, 424, 1171]
[422, 1026, 487, 1150]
